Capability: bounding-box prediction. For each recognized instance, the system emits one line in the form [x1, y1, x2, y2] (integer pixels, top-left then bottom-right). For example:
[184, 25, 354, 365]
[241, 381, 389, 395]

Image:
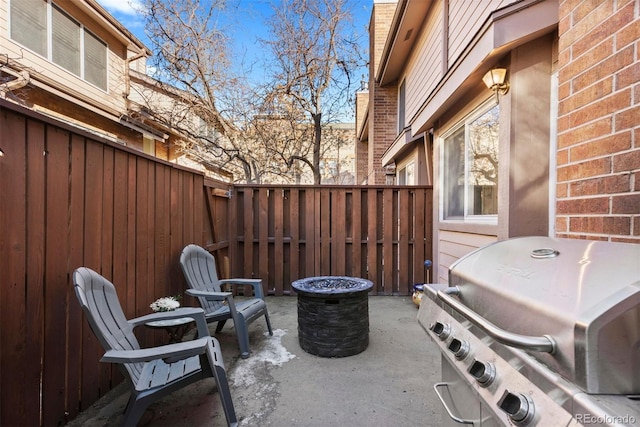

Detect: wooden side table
[145, 316, 194, 343]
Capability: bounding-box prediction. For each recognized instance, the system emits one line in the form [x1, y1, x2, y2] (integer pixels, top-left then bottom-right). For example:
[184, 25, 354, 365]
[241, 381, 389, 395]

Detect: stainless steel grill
[418, 236, 640, 426]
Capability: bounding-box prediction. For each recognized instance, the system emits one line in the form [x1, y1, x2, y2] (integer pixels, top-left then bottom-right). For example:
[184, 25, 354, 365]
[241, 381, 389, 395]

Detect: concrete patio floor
[67, 296, 443, 426]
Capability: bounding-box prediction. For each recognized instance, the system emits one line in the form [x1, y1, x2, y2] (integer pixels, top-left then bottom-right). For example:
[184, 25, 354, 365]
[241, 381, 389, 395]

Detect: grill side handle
[435, 289, 557, 354]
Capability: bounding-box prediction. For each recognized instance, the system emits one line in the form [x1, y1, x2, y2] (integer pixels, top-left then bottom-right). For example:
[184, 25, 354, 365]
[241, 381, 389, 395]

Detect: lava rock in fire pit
[292, 276, 373, 357]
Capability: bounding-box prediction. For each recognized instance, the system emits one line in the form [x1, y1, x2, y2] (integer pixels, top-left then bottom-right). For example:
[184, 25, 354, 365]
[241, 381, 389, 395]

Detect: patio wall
[0, 100, 433, 426]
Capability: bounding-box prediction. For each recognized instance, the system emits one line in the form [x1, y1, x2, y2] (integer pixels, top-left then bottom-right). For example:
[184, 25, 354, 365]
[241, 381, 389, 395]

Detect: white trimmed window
[143, 136, 156, 156]
[398, 160, 415, 185]
[442, 102, 499, 221]
[10, 0, 108, 91]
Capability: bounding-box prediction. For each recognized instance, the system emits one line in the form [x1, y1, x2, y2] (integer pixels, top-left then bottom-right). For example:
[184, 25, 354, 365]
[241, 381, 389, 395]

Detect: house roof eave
[376, 0, 433, 86]
[84, 0, 152, 55]
[356, 104, 369, 142]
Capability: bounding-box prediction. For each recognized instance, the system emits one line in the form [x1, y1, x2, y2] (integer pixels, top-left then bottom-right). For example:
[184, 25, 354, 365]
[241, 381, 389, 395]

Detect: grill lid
[445, 236, 640, 394]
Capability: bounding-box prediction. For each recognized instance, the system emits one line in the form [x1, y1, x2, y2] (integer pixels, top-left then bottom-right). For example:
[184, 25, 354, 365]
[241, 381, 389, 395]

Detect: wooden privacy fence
[1, 100, 433, 427]
[225, 185, 433, 295]
[0, 101, 218, 426]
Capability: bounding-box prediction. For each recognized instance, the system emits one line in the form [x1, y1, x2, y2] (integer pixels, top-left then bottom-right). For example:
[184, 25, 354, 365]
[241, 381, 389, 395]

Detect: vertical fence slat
[26, 119, 46, 425]
[333, 189, 346, 275]
[258, 188, 269, 288]
[398, 189, 410, 294]
[243, 189, 254, 277]
[112, 150, 129, 314]
[289, 188, 300, 291]
[135, 159, 151, 348]
[125, 155, 138, 317]
[304, 189, 316, 277]
[43, 127, 71, 425]
[228, 186, 239, 278]
[319, 189, 330, 274]
[274, 189, 284, 295]
[414, 189, 426, 284]
[351, 188, 362, 278]
[154, 165, 168, 302]
[25, 120, 46, 422]
[67, 134, 87, 417]
[367, 189, 379, 293]
[0, 109, 29, 425]
[382, 188, 395, 294]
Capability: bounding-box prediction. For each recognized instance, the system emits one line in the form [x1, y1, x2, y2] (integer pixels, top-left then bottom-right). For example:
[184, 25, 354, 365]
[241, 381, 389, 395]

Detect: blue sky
[97, 0, 372, 85]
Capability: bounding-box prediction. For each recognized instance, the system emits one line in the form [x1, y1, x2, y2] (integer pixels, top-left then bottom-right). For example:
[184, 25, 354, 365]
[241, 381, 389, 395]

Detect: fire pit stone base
[292, 276, 373, 358]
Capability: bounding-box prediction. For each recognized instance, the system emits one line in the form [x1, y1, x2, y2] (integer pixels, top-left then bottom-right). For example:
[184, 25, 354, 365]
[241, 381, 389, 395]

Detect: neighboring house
[319, 123, 356, 185]
[357, 0, 639, 283]
[0, 0, 232, 181]
[127, 69, 234, 181]
[1, 0, 159, 153]
[241, 117, 356, 185]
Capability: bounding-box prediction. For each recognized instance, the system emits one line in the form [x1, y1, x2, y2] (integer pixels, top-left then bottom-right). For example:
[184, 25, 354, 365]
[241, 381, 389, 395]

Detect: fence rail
[225, 185, 433, 295]
[0, 100, 432, 426]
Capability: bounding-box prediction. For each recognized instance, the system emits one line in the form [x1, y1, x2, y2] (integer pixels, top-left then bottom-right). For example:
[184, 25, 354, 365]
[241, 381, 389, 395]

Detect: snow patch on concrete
[231, 329, 296, 388]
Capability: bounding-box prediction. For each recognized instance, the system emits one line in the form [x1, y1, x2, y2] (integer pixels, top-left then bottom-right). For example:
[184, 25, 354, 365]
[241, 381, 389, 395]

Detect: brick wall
[367, 1, 398, 185]
[556, 0, 639, 242]
[355, 91, 370, 183]
[369, 83, 397, 184]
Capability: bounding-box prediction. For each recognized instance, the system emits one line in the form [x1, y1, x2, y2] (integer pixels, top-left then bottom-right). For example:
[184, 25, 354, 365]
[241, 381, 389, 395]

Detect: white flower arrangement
[150, 296, 181, 312]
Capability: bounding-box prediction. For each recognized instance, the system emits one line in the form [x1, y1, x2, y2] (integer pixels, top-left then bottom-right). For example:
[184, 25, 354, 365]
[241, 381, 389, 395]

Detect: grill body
[418, 236, 640, 426]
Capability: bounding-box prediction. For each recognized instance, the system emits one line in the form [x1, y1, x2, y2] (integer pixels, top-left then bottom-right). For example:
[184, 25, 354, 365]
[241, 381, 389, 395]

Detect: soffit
[357, 105, 369, 142]
[81, 0, 151, 54]
[377, 0, 433, 85]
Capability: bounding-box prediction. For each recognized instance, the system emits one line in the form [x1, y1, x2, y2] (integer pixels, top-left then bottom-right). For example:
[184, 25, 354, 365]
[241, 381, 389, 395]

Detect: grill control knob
[430, 322, 451, 340]
[468, 360, 496, 387]
[447, 338, 470, 360]
[498, 391, 535, 425]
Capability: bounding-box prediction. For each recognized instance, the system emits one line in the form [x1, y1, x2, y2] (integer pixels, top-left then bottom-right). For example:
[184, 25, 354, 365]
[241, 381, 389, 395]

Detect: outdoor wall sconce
[483, 68, 509, 102]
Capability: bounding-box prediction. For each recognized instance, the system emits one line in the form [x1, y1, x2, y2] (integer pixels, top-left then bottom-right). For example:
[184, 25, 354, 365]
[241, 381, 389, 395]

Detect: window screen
[84, 30, 107, 90]
[10, 0, 47, 56]
[52, 4, 81, 76]
[9, 1, 108, 91]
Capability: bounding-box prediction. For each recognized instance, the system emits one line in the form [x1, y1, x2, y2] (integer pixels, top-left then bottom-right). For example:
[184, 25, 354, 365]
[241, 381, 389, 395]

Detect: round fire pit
[292, 276, 373, 357]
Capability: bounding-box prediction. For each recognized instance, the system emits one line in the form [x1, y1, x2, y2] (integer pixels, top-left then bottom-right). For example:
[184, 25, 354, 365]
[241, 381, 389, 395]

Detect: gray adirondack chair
[180, 244, 273, 359]
[73, 267, 237, 427]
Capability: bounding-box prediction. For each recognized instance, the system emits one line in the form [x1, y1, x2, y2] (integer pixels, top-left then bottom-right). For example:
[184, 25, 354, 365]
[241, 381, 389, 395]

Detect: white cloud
[97, 0, 143, 16]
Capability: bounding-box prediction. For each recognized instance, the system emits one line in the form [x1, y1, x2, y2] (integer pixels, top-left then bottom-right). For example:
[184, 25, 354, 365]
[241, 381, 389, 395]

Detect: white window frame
[397, 157, 416, 186]
[440, 99, 499, 223]
[397, 78, 406, 134]
[8, 0, 109, 91]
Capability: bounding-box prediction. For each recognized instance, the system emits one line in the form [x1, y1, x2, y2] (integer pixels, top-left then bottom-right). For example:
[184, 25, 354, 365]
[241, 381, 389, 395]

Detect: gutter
[0, 68, 30, 97]
[125, 50, 148, 108]
[375, 0, 407, 84]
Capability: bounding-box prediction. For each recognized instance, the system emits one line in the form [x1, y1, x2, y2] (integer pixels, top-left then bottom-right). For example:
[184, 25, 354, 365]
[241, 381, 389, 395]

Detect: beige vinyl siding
[437, 230, 496, 283]
[404, 0, 444, 123]
[1, 0, 127, 114]
[447, 0, 510, 67]
[0, 2, 8, 56]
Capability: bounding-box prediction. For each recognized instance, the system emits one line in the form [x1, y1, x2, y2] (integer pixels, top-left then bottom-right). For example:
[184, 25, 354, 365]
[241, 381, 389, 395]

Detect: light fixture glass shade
[483, 68, 507, 89]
